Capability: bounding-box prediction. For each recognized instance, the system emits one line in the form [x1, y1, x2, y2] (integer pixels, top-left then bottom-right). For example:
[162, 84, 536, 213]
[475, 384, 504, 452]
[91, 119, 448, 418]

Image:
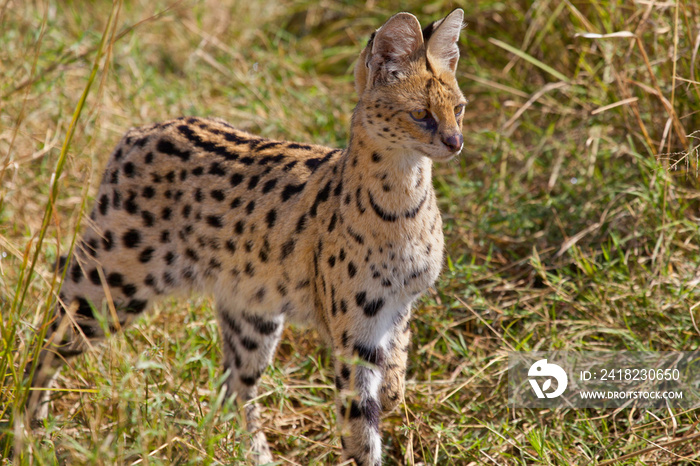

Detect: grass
[1, 0, 700, 464]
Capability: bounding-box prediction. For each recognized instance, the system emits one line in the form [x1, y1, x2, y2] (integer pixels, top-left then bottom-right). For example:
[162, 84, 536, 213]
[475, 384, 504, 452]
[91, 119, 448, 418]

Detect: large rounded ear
[356, 12, 423, 92]
[425, 8, 464, 74]
[354, 34, 373, 96]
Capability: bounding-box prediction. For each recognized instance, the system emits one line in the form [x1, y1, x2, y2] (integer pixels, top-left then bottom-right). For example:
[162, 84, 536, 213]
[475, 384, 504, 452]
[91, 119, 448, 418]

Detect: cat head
[354, 9, 466, 161]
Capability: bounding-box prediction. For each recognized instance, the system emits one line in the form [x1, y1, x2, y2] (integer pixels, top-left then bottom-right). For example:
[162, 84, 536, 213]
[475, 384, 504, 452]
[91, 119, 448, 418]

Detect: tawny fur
[28, 9, 467, 466]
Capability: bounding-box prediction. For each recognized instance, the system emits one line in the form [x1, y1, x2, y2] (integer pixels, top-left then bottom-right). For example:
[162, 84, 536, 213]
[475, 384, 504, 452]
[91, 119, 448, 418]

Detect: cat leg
[27, 238, 158, 418]
[217, 301, 284, 465]
[379, 312, 411, 413]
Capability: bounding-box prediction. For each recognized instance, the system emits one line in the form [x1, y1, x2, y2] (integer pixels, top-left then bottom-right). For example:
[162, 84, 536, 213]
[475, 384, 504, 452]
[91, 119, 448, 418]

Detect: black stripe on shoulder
[176, 125, 239, 161]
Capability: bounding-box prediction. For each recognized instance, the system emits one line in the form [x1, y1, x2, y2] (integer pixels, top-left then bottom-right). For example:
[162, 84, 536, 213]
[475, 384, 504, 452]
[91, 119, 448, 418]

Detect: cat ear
[365, 12, 423, 86]
[425, 9, 464, 74]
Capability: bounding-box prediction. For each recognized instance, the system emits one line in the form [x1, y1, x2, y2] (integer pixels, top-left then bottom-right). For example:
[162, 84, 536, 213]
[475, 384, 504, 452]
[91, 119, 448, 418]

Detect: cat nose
[441, 133, 463, 152]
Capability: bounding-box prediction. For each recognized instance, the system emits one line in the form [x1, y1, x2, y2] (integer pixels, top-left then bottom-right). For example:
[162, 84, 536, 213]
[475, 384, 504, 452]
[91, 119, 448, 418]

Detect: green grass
[2, 0, 700, 464]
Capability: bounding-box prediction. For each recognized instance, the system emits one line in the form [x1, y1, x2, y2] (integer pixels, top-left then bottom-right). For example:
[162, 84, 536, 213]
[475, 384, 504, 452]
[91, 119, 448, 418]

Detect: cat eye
[409, 109, 429, 121]
[454, 104, 465, 116]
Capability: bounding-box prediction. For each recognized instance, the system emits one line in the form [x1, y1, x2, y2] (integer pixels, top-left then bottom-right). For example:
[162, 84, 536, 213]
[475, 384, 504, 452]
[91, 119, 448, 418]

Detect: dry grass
[1, 0, 700, 464]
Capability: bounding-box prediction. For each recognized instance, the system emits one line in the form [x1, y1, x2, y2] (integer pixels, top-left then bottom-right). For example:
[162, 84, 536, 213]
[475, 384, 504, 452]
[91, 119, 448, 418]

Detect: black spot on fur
[210, 189, 225, 201]
[244, 262, 255, 276]
[254, 287, 265, 301]
[281, 182, 306, 202]
[281, 239, 295, 259]
[98, 194, 109, 215]
[309, 181, 332, 218]
[225, 240, 236, 254]
[256, 142, 283, 152]
[368, 189, 428, 222]
[70, 263, 83, 283]
[346, 226, 364, 245]
[295, 214, 307, 233]
[334, 180, 343, 197]
[245, 200, 255, 215]
[122, 229, 141, 248]
[109, 169, 120, 185]
[102, 231, 114, 251]
[304, 150, 334, 172]
[240, 336, 259, 351]
[247, 175, 260, 190]
[362, 298, 385, 317]
[348, 262, 357, 278]
[177, 124, 240, 161]
[164, 251, 176, 265]
[265, 209, 277, 228]
[157, 138, 190, 161]
[123, 162, 136, 178]
[107, 272, 124, 287]
[355, 188, 366, 215]
[75, 297, 93, 317]
[144, 274, 156, 288]
[353, 344, 384, 366]
[262, 178, 277, 193]
[163, 271, 176, 286]
[239, 374, 259, 386]
[141, 210, 155, 227]
[124, 299, 148, 314]
[259, 239, 270, 262]
[139, 247, 155, 263]
[182, 267, 196, 281]
[234, 220, 245, 234]
[206, 215, 223, 228]
[185, 248, 199, 262]
[111, 190, 123, 210]
[328, 213, 337, 232]
[208, 162, 226, 176]
[340, 400, 369, 421]
[243, 313, 279, 335]
[122, 283, 138, 297]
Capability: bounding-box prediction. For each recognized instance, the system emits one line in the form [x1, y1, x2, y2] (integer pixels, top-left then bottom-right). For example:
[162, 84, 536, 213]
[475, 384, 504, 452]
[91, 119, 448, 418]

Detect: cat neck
[340, 116, 434, 224]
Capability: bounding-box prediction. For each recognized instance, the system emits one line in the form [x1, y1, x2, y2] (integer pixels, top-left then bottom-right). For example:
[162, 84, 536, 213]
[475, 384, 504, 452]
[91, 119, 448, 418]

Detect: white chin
[430, 152, 458, 162]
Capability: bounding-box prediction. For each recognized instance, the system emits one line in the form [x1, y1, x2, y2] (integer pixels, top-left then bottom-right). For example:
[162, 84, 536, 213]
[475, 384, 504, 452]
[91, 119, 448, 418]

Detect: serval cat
[27, 9, 467, 465]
